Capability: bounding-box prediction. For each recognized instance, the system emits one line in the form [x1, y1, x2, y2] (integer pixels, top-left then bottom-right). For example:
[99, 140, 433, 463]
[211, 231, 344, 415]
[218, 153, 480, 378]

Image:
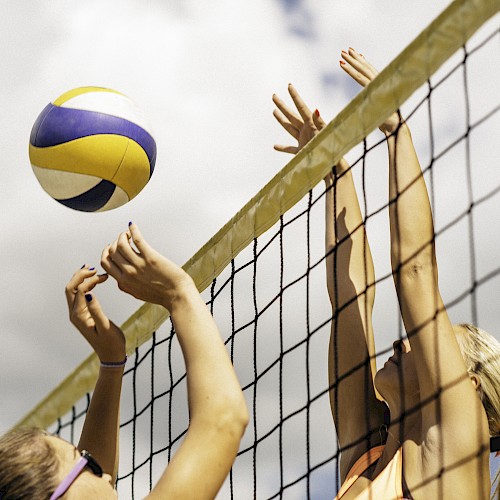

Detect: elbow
[391, 240, 438, 284]
[392, 257, 438, 291]
[198, 393, 249, 441]
[225, 396, 249, 439]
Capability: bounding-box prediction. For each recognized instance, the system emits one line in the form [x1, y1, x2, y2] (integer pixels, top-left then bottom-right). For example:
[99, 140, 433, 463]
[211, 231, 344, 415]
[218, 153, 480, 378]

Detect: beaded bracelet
[100, 356, 127, 369]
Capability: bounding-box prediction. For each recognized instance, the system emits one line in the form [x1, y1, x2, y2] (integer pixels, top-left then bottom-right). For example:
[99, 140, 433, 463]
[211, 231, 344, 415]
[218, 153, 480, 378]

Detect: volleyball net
[15, 0, 500, 497]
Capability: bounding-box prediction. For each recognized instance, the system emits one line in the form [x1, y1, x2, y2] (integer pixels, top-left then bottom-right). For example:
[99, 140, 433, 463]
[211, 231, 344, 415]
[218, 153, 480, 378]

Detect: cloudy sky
[1, 1, 499, 498]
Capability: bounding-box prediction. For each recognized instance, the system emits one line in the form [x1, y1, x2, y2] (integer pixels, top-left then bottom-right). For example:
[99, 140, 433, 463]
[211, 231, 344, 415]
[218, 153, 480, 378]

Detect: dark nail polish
[89, 267, 95, 271]
[85, 294, 92, 302]
[128, 221, 132, 227]
[81, 264, 86, 269]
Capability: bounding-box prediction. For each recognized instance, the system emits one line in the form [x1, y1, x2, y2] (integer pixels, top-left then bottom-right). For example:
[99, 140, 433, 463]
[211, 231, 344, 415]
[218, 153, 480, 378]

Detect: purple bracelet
[100, 356, 127, 368]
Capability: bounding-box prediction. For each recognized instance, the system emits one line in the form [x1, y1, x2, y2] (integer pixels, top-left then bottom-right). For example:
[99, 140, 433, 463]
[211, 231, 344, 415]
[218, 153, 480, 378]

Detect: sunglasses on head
[49, 449, 103, 500]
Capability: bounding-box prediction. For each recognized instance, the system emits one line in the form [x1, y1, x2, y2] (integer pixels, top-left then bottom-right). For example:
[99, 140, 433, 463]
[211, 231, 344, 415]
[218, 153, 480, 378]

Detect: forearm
[387, 124, 436, 278]
[325, 167, 375, 322]
[78, 366, 124, 482]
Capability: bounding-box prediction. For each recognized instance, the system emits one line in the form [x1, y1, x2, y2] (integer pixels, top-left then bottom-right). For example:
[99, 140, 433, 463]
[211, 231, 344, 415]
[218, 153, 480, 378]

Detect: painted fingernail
[314, 109, 320, 117]
[128, 221, 132, 227]
[349, 47, 355, 52]
[89, 267, 95, 271]
[80, 264, 86, 269]
[340, 60, 346, 65]
[85, 294, 92, 302]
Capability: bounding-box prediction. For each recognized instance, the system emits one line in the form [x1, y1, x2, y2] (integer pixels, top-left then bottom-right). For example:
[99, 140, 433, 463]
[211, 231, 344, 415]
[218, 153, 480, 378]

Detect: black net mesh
[52, 24, 500, 499]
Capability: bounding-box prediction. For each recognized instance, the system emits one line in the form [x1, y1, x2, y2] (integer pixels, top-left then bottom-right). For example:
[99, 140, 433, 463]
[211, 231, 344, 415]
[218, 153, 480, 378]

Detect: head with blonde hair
[0, 427, 60, 499]
[454, 323, 500, 437]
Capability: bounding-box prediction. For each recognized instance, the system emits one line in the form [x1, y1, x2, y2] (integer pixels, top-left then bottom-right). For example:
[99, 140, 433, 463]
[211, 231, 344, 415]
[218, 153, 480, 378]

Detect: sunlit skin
[272, 47, 491, 498]
[375, 331, 482, 446]
[376, 331, 481, 414]
[47, 436, 117, 498]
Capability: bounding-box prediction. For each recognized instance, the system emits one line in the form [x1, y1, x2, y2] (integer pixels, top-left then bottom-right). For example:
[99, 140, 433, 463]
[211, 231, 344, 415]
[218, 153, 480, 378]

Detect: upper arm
[397, 267, 490, 456]
[328, 288, 387, 482]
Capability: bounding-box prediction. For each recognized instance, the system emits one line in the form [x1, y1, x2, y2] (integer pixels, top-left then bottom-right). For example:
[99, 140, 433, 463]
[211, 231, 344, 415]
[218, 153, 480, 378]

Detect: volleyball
[28, 87, 156, 212]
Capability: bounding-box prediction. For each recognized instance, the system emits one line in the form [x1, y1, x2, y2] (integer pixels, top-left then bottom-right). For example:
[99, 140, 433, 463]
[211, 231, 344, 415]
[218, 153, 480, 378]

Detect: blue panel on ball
[30, 104, 156, 177]
[57, 179, 116, 212]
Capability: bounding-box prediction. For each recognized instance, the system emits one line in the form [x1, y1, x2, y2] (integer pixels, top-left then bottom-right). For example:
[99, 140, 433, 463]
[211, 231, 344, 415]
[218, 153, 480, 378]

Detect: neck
[384, 395, 421, 446]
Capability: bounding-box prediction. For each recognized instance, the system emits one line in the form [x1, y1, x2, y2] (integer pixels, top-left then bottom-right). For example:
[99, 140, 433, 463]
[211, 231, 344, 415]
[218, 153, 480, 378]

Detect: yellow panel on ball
[29, 135, 130, 180]
[110, 140, 151, 199]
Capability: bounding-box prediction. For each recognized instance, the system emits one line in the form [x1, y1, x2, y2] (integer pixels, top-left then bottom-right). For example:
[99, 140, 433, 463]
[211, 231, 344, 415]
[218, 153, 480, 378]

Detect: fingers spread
[273, 144, 299, 155]
[312, 110, 326, 131]
[287, 84, 314, 124]
[272, 92, 303, 129]
[273, 109, 299, 140]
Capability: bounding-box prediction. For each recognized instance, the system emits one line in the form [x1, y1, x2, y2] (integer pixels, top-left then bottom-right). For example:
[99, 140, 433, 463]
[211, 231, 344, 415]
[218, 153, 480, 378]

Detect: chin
[374, 361, 398, 398]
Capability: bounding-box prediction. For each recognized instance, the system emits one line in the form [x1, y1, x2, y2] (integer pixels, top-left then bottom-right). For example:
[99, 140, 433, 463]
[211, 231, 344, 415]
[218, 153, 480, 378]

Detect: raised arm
[273, 86, 386, 481]
[342, 48, 490, 490]
[101, 223, 248, 500]
[65, 267, 126, 484]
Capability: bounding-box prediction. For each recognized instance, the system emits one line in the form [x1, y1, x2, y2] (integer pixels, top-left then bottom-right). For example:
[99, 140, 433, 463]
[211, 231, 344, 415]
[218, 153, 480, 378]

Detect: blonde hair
[0, 427, 60, 499]
[455, 323, 500, 437]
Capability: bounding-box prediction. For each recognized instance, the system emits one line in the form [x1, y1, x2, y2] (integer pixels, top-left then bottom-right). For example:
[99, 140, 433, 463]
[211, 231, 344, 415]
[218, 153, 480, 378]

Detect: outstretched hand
[272, 84, 350, 177]
[101, 223, 195, 312]
[340, 47, 401, 135]
[65, 267, 126, 364]
[272, 84, 326, 154]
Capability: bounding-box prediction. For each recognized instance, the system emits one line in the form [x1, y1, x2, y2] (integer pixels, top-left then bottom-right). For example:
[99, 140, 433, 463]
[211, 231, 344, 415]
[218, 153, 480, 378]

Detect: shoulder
[403, 424, 490, 499]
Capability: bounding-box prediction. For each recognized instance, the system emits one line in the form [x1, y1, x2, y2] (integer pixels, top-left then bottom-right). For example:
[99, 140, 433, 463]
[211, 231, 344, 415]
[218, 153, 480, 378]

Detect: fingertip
[85, 293, 92, 303]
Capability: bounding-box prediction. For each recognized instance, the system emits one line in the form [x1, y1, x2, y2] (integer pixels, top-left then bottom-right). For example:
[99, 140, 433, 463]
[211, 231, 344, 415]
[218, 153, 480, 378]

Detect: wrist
[100, 356, 127, 369]
[161, 278, 199, 312]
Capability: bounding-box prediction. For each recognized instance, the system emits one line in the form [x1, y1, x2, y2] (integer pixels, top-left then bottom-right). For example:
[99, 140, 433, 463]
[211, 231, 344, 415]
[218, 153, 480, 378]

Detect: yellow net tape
[16, 0, 499, 430]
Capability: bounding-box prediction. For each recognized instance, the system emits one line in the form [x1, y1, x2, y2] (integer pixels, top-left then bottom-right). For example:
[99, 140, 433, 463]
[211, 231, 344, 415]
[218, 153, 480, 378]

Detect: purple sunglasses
[49, 449, 103, 500]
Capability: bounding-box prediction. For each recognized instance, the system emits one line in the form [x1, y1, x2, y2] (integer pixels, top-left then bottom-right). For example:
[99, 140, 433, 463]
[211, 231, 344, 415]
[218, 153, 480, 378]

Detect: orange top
[334, 445, 411, 500]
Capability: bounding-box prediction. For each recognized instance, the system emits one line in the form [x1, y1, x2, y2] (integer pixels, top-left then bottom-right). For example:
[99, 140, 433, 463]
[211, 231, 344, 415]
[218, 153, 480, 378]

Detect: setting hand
[101, 223, 195, 312]
[65, 267, 126, 363]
